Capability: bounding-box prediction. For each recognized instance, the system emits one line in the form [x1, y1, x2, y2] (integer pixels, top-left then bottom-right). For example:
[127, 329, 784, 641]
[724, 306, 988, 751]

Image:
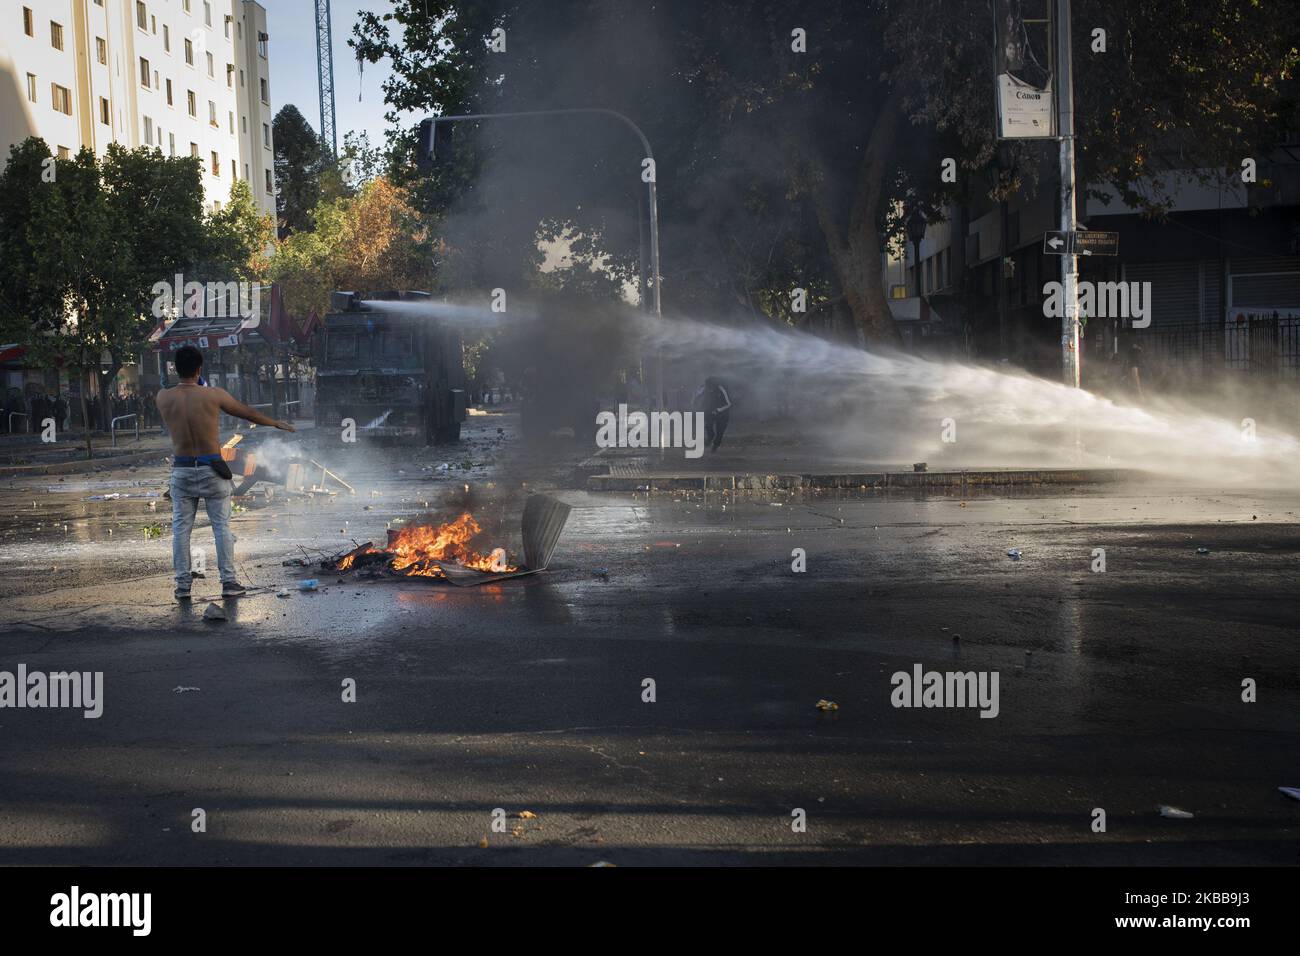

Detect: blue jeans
[171, 465, 236, 587]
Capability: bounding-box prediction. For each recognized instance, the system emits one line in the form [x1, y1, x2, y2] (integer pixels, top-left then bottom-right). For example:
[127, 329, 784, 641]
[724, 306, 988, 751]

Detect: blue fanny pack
[174, 453, 233, 479]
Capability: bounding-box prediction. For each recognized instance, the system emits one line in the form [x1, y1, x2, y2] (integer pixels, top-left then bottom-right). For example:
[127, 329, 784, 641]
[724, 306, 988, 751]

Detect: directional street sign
[1042, 230, 1120, 256]
[1073, 230, 1119, 256]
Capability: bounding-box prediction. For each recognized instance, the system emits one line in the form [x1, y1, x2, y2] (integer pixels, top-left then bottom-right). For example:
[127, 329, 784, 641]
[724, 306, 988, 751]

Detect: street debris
[276, 589, 291, 598]
[298, 579, 319, 591]
[1279, 787, 1300, 802]
[141, 522, 166, 539]
[816, 699, 839, 712]
[1007, 548, 1022, 561]
[1196, 547, 1210, 555]
[1158, 805, 1194, 819]
[202, 603, 227, 621]
[172, 686, 201, 694]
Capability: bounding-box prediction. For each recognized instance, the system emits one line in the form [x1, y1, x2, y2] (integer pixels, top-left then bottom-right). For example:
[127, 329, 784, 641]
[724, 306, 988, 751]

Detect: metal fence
[1134, 316, 1300, 379]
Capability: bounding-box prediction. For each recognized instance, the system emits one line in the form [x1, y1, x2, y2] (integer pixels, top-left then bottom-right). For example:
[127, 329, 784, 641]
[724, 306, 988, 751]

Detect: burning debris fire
[335, 513, 515, 578]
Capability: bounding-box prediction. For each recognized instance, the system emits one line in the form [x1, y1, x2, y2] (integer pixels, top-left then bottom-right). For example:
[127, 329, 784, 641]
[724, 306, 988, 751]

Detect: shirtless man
[156, 345, 295, 600]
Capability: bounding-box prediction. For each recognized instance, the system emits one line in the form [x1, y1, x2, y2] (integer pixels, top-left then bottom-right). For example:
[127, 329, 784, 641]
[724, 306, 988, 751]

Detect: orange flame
[337, 513, 515, 577]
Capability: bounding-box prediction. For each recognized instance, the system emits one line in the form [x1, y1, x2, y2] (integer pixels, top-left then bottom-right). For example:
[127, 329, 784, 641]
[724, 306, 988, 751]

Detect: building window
[183, 0, 191, 13]
[57, 146, 70, 160]
[204, 2, 211, 28]
[239, 68, 244, 87]
[26, 73, 37, 102]
[240, 115, 247, 133]
[166, 79, 173, 106]
[208, 100, 217, 126]
[224, 15, 231, 40]
[187, 90, 196, 116]
[22, 7, 33, 37]
[144, 116, 153, 144]
[184, 38, 193, 65]
[226, 63, 234, 88]
[151, 15, 156, 34]
[262, 123, 270, 147]
[228, 111, 234, 134]
[169, 132, 175, 156]
[259, 77, 268, 104]
[231, 159, 237, 179]
[96, 37, 106, 65]
[100, 97, 110, 125]
[163, 25, 170, 52]
[135, 2, 147, 31]
[211, 151, 220, 176]
[139, 57, 150, 88]
[190, 142, 198, 158]
[265, 169, 273, 192]
[244, 163, 249, 179]
[257, 32, 268, 59]
[206, 52, 213, 77]
[51, 21, 64, 51]
[51, 84, 72, 115]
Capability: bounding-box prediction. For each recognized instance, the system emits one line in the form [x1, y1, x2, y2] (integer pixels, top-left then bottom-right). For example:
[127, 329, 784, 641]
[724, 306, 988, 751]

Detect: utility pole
[1055, 0, 1080, 387]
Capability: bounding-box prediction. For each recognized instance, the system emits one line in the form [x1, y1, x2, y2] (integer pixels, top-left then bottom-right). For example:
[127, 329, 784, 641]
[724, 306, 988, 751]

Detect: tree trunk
[99, 358, 121, 442]
[809, 89, 907, 348]
[78, 359, 92, 461]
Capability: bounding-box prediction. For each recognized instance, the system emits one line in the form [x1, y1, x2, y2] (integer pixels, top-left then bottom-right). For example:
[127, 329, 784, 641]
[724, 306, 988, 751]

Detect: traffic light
[416, 119, 455, 172]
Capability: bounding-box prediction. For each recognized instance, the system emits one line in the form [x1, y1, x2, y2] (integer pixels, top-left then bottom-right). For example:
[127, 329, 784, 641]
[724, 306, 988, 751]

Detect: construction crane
[313, 0, 337, 158]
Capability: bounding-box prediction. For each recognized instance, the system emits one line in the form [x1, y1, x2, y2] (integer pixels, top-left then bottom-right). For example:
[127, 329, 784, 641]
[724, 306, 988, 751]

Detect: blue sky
[265, 0, 418, 151]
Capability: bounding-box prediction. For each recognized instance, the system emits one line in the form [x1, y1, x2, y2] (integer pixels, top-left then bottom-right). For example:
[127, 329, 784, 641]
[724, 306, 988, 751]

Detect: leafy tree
[272, 104, 324, 236]
[353, 0, 1300, 345]
[204, 178, 277, 281]
[0, 139, 208, 456]
[270, 177, 432, 317]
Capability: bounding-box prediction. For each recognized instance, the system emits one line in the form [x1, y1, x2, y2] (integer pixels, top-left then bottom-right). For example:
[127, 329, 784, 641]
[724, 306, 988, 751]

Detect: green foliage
[352, 0, 1300, 344]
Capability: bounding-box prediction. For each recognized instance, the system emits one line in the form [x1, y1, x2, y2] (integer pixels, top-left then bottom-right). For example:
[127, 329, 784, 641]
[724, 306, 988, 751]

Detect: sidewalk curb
[0, 447, 170, 478]
[586, 468, 1139, 492]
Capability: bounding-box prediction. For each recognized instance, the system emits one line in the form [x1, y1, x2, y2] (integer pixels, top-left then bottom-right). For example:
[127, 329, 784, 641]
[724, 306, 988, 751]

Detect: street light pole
[1055, 0, 1080, 388]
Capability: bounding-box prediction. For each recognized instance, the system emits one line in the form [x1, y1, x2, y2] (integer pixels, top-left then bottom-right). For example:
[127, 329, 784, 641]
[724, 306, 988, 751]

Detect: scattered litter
[298, 579, 319, 591]
[478, 835, 489, 848]
[1158, 805, 1194, 819]
[1196, 547, 1210, 555]
[1279, 787, 1300, 802]
[1007, 549, 1021, 561]
[276, 589, 291, 598]
[517, 810, 538, 820]
[815, 699, 839, 712]
[588, 861, 616, 867]
[770, 502, 783, 507]
[172, 686, 201, 694]
[202, 603, 226, 621]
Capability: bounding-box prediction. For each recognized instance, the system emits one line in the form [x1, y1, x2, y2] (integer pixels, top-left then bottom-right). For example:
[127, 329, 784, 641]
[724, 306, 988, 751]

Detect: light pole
[1055, 0, 1080, 388]
[418, 108, 665, 435]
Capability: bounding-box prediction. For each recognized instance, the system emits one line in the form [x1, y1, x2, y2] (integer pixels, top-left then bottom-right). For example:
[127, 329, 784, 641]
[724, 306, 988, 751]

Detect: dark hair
[174, 346, 203, 379]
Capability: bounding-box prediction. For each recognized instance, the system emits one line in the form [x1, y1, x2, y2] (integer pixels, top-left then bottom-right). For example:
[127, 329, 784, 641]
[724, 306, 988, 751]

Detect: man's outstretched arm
[216, 389, 296, 431]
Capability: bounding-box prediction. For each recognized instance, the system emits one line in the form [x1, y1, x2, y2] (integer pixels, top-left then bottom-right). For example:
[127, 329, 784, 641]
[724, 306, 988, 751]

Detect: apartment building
[0, 0, 275, 216]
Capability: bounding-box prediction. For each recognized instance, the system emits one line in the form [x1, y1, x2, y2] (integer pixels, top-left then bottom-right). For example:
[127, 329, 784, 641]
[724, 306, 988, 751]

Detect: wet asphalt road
[0, 411, 1298, 865]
